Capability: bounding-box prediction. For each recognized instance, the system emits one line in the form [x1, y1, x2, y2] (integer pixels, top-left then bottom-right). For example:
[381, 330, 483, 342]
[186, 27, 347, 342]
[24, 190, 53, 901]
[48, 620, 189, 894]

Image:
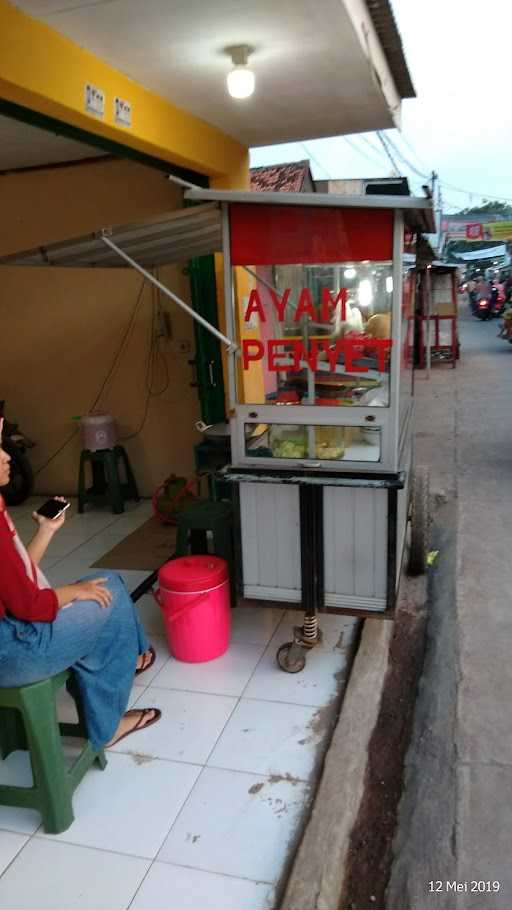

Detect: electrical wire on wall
[120, 276, 171, 442]
[35, 275, 149, 477]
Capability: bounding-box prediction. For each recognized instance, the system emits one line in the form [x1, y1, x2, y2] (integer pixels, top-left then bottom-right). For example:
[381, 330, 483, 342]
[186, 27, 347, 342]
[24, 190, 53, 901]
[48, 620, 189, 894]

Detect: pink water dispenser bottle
[80, 412, 118, 451]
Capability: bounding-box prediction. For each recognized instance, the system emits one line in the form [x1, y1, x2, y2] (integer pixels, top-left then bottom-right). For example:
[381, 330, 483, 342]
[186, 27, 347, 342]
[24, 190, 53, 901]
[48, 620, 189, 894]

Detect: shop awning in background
[454, 243, 507, 262]
[0, 202, 222, 269]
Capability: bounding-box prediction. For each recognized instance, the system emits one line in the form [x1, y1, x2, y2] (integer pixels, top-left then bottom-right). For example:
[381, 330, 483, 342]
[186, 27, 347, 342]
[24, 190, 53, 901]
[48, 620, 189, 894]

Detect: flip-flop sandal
[108, 708, 162, 748]
[135, 646, 156, 677]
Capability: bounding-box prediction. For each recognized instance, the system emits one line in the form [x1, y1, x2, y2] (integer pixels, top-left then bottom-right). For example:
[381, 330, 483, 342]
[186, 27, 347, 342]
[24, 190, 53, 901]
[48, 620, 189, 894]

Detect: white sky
[250, 0, 512, 212]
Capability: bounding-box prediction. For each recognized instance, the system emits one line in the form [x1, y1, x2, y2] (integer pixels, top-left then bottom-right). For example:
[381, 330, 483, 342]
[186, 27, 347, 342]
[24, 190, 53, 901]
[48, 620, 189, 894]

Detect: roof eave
[365, 0, 416, 99]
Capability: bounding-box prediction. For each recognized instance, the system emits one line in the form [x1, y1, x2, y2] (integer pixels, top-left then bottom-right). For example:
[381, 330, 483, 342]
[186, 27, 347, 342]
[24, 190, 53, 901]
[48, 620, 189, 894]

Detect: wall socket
[155, 307, 171, 338]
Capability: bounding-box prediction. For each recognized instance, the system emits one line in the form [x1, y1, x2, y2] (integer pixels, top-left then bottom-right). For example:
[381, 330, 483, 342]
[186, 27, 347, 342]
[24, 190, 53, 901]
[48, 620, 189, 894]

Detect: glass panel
[234, 262, 393, 407]
[244, 424, 381, 463]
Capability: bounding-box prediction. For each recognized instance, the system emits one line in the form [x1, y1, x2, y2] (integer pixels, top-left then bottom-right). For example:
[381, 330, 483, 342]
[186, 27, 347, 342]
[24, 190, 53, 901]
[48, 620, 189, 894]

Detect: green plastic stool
[78, 445, 139, 514]
[175, 500, 234, 596]
[0, 671, 107, 834]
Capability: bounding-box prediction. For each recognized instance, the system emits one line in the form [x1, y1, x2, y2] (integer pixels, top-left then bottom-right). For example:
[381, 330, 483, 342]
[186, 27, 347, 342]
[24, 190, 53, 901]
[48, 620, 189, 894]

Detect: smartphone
[36, 498, 71, 520]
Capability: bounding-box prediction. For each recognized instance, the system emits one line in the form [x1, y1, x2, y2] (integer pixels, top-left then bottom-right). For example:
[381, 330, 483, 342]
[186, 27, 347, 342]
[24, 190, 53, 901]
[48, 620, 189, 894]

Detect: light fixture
[358, 279, 373, 308]
[226, 45, 255, 100]
[344, 267, 356, 280]
[386, 276, 393, 293]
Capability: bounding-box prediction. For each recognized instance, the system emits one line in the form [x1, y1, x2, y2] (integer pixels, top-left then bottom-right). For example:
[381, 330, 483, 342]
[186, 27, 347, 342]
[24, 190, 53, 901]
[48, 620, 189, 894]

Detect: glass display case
[225, 202, 403, 472]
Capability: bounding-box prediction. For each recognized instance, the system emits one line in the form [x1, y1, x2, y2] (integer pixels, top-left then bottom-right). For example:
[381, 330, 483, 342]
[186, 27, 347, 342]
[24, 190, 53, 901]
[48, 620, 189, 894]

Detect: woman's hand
[73, 578, 113, 609]
[55, 578, 114, 610]
[27, 497, 69, 566]
[32, 496, 69, 536]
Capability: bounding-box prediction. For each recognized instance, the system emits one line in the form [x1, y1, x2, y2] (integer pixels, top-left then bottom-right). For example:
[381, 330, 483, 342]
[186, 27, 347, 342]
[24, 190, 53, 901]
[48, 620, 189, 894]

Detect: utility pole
[431, 171, 445, 258]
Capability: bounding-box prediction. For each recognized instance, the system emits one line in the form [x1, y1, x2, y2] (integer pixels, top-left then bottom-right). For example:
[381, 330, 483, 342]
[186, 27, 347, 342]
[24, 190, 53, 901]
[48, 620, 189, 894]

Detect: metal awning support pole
[100, 233, 237, 351]
[166, 173, 202, 191]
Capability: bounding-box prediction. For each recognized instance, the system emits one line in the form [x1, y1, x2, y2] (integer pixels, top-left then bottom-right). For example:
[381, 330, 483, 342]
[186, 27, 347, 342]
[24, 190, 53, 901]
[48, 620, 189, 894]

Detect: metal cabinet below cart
[237, 474, 402, 613]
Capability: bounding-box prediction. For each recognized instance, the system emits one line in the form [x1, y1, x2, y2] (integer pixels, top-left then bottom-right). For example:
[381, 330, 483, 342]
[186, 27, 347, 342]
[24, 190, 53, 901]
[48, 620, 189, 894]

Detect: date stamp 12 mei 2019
[428, 881, 501, 895]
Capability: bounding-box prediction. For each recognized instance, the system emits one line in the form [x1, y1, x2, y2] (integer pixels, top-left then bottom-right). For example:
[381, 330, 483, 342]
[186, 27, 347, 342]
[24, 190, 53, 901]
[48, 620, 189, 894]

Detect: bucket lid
[159, 555, 228, 592]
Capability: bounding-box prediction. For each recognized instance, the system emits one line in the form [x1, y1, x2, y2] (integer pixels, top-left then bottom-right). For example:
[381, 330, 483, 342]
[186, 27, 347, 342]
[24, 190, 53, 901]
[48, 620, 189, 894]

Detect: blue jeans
[0, 571, 149, 750]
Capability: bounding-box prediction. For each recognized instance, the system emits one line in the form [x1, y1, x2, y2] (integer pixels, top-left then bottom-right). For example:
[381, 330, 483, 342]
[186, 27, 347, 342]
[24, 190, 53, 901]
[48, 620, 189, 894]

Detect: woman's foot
[135, 646, 156, 676]
[106, 708, 162, 747]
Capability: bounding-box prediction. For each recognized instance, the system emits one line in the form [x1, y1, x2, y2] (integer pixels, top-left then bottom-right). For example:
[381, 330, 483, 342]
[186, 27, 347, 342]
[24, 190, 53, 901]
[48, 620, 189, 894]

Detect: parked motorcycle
[475, 297, 492, 320]
[0, 402, 35, 505]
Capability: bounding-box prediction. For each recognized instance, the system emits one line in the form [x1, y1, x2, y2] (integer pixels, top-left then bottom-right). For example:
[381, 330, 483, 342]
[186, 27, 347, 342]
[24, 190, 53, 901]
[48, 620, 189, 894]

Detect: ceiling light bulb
[227, 66, 255, 99]
[225, 44, 255, 100]
[358, 279, 373, 308]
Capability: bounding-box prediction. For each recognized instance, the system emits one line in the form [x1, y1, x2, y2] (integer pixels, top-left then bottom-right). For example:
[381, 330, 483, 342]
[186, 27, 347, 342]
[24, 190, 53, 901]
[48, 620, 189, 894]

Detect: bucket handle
[153, 588, 210, 624]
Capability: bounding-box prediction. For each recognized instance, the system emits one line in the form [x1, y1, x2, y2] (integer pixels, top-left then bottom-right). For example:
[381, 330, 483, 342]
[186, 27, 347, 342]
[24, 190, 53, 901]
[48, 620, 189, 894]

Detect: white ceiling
[0, 114, 104, 171]
[12, 0, 401, 146]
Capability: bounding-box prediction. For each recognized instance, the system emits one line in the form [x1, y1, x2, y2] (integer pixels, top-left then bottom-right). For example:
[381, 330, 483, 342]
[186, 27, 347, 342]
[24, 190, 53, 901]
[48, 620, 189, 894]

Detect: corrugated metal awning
[0, 202, 222, 268]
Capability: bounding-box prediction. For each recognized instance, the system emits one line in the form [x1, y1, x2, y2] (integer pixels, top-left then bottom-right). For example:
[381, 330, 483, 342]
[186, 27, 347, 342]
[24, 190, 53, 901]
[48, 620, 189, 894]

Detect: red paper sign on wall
[466, 223, 484, 240]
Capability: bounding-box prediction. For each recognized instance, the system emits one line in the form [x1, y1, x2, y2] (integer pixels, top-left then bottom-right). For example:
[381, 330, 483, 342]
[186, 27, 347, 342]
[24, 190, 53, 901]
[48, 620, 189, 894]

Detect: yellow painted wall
[0, 157, 184, 256]
[1, 158, 202, 496]
[0, 0, 247, 179]
[1, 264, 201, 497]
[0, 9, 253, 495]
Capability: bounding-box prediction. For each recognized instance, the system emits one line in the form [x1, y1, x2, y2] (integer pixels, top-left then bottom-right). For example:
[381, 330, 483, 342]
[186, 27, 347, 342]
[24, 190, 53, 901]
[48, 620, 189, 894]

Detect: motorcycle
[0, 401, 35, 505]
[475, 297, 492, 320]
[490, 286, 506, 317]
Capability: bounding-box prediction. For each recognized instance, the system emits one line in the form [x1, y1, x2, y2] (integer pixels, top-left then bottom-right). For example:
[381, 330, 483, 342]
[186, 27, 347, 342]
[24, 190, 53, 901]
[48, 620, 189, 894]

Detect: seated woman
[0, 422, 161, 750]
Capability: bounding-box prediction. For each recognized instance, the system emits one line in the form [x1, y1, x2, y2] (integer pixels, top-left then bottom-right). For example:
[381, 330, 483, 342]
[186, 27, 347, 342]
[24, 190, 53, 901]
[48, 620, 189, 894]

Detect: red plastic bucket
[156, 556, 231, 662]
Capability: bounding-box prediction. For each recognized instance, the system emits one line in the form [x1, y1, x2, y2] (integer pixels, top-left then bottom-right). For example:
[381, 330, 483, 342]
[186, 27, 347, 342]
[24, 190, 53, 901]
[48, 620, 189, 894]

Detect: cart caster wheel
[408, 465, 430, 576]
[276, 643, 306, 674]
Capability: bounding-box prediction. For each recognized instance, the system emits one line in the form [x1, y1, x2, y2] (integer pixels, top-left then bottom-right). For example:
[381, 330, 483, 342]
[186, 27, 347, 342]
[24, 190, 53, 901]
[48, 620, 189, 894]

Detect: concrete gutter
[279, 617, 394, 910]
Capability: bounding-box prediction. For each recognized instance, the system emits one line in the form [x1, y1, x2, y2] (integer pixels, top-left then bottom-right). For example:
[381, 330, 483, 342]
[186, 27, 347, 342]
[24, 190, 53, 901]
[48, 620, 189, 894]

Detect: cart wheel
[408, 466, 430, 575]
[276, 643, 306, 674]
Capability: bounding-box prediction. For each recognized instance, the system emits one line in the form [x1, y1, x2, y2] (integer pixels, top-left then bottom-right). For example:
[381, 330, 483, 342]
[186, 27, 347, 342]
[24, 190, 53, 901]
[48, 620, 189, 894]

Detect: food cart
[417, 262, 460, 369]
[184, 188, 435, 671]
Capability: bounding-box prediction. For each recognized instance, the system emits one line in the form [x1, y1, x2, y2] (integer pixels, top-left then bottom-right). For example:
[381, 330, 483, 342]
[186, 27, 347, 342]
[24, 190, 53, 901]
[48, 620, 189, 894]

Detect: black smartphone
[36, 498, 71, 520]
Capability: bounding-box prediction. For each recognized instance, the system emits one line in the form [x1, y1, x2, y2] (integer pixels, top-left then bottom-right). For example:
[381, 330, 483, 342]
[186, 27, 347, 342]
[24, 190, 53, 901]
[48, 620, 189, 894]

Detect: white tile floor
[0, 498, 359, 910]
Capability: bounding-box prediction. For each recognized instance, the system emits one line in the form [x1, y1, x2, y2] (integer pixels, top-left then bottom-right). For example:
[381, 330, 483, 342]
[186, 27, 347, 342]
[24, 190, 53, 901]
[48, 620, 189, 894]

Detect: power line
[357, 129, 431, 182]
[358, 133, 390, 162]
[309, 130, 512, 210]
[437, 179, 512, 205]
[380, 132, 429, 180]
[342, 135, 387, 170]
[378, 129, 512, 205]
[376, 132, 400, 176]
[377, 131, 512, 206]
[396, 131, 431, 174]
[300, 143, 331, 179]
